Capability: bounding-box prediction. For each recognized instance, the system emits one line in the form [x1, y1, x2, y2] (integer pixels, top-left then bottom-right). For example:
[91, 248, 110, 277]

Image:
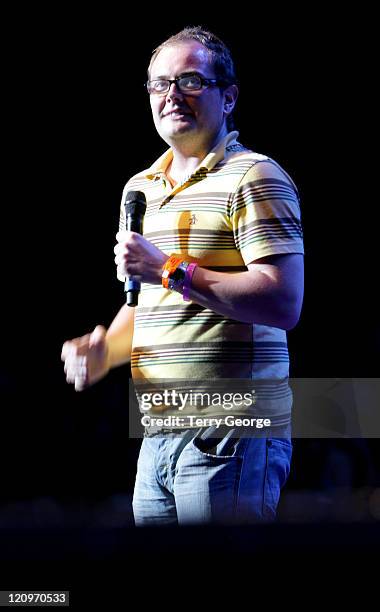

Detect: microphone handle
[125, 213, 144, 306]
[127, 216, 143, 234]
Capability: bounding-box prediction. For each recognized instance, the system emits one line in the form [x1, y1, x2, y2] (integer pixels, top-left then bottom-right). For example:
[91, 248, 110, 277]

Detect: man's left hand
[114, 231, 168, 285]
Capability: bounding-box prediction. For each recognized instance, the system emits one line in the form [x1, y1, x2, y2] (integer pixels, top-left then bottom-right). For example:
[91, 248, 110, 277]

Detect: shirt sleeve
[230, 159, 304, 265]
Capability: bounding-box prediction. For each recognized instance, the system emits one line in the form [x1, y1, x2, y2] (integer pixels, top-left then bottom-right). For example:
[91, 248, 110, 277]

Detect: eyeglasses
[146, 73, 221, 95]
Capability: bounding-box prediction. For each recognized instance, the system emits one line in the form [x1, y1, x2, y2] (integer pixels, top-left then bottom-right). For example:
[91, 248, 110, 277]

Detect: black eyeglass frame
[145, 73, 226, 95]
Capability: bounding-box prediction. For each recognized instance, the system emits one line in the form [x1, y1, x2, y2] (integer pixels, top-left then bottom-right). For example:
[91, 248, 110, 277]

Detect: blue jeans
[132, 427, 292, 525]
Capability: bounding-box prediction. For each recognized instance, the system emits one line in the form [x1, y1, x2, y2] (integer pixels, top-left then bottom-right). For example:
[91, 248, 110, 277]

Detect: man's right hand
[61, 325, 109, 391]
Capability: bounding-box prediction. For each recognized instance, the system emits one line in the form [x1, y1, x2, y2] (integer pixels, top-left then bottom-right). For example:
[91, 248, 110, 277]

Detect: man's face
[148, 41, 232, 148]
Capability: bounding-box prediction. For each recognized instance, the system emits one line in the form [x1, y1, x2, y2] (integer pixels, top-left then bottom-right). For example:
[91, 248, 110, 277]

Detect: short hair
[148, 26, 237, 130]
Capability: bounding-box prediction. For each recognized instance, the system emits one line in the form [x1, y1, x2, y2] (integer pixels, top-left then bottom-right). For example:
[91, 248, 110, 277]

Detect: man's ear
[223, 84, 239, 114]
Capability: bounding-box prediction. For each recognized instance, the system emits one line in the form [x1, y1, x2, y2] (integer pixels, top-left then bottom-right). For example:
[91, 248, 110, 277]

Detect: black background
[1, 7, 378, 506]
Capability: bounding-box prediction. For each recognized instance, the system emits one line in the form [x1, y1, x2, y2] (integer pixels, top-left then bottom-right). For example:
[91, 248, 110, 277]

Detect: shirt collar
[144, 130, 240, 180]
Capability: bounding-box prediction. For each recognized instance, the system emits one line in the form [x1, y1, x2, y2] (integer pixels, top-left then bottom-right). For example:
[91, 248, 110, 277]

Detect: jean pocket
[190, 434, 248, 461]
[263, 438, 292, 519]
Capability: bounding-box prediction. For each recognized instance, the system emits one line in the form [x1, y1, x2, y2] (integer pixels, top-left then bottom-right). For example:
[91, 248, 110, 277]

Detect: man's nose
[166, 81, 184, 101]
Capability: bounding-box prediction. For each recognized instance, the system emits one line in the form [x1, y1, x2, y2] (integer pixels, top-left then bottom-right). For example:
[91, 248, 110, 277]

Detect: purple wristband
[182, 263, 197, 301]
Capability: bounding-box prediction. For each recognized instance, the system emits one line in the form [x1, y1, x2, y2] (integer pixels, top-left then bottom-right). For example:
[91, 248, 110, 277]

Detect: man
[61, 27, 304, 525]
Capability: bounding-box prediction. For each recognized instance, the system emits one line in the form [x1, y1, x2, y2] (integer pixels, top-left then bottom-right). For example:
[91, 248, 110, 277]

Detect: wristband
[182, 262, 197, 301]
[162, 254, 186, 289]
[167, 260, 190, 293]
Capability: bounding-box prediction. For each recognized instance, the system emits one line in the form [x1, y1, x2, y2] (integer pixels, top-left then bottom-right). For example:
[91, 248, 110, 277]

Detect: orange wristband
[162, 254, 186, 289]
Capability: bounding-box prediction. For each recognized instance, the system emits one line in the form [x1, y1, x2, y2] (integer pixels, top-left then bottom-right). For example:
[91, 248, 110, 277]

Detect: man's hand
[114, 231, 168, 285]
[61, 325, 109, 392]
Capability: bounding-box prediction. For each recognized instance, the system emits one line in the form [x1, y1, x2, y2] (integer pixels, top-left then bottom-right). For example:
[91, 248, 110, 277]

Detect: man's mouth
[162, 109, 193, 119]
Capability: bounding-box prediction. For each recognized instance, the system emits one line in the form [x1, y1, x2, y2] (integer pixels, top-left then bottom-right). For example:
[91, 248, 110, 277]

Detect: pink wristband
[182, 263, 197, 302]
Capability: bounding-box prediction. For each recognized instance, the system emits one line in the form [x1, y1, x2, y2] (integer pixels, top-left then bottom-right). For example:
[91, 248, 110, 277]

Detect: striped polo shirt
[118, 131, 303, 419]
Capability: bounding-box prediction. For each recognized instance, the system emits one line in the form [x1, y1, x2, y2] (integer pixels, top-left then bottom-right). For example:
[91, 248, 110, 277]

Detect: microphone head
[124, 190, 147, 217]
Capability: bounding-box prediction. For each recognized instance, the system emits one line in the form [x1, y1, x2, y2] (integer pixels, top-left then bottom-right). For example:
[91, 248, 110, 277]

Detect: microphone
[123, 190, 147, 307]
